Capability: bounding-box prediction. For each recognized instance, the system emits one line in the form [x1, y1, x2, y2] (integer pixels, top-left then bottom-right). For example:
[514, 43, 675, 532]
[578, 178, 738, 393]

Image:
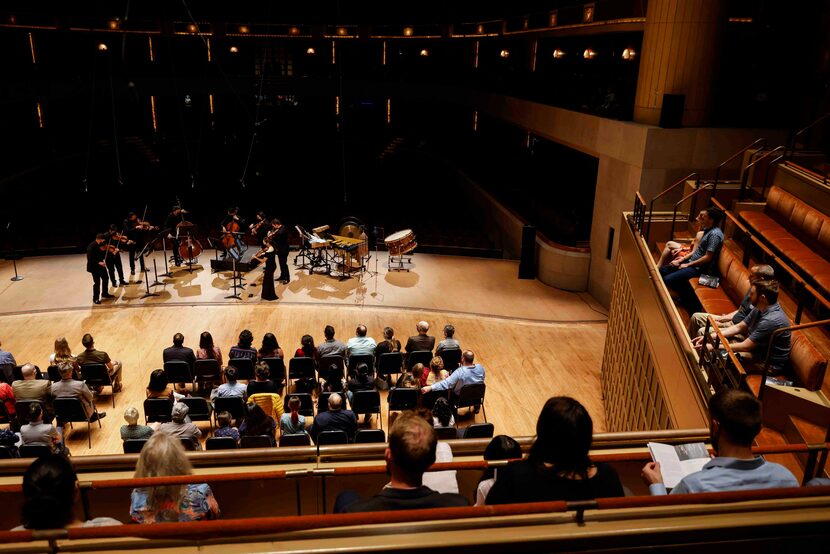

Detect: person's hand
[691, 335, 704, 348]
[670, 258, 682, 267]
[679, 262, 690, 269]
[98, 261, 106, 267]
[641, 462, 664, 485]
[420, 386, 432, 394]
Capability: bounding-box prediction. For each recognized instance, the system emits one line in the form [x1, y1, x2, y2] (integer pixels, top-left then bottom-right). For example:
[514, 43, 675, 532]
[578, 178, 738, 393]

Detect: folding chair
[143, 398, 174, 424]
[439, 349, 462, 373]
[279, 433, 311, 447]
[387, 387, 419, 429]
[316, 430, 349, 447]
[435, 426, 459, 441]
[0, 446, 17, 458]
[181, 397, 213, 431]
[123, 439, 148, 453]
[377, 352, 404, 381]
[213, 396, 246, 426]
[229, 357, 255, 381]
[421, 389, 450, 410]
[54, 397, 101, 448]
[47, 365, 62, 382]
[351, 390, 382, 429]
[407, 350, 433, 370]
[283, 392, 314, 417]
[261, 358, 287, 389]
[318, 391, 348, 414]
[163, 361, 194, 390]
[319, 355, 346, 387]
[206, 437, 238, 450]
[461, 422, 495, 439]
[355, 429, 386, 443]
[454, 383, 487, 422]
[81, 363, 117, 408]
[180, 437, 199, 451]
[19, 445, 52, 458]
[14, 400, 43, 426]
[347, 354, 375, 374]
[288, 357, 316, 391]
[194, 359, 222, 390]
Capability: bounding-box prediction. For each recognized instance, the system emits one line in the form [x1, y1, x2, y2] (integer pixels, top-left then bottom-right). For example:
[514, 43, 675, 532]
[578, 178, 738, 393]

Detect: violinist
[249, 211, 269, 246]
[86, 234, 113, 305]
[164, 205, 186, 266]
[123, 212, 154, 275]
[252, 238, 278, 301]
[104, 224, 129, 287]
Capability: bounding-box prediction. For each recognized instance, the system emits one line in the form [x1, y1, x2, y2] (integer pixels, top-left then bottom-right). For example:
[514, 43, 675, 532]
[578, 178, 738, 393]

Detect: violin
[135, 219, 159, 231]
[110, 232, 136, 246]
[250, 218, 268, 236]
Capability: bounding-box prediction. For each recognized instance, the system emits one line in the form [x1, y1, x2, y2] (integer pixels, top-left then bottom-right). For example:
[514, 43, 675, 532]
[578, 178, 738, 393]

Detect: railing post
[802, 449, 819, 486]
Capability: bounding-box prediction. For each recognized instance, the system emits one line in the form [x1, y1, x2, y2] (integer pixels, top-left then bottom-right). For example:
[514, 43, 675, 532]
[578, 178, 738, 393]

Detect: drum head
[385, 229, 413, 242]
[337, 216, 364, 239]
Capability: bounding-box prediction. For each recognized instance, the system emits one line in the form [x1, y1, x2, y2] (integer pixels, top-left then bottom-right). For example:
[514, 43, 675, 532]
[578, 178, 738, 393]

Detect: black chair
[12, 365, 41, 381]
[316, 430, 349, 447]
[47, 365, 61, 382]
[454, 383, 487, 422]
[54, 397, 101, 448]
[461, 423, 495, 439]
[439, 349, 462, 373]
[143, 398, 174, 424]
[123, 439, 148, 453]
[194, 359, 222, 389]
[435, 426, 458, 441]
[317, 391, 348, 414]
[213, 396, 246, 426]
[81, 363, 117, 408]
[283, 392, 314, 417]
[347, 354, 375, 374]
[19, 445, 52, 458]
[355, 429, 386, 444]
[206, 437, 238, 450]
[279, 433, 311, 447]
[288, 357, 316, 391]
[377, 352, 404, 381]
[180, 438, 199, 451]
[351, 390, 382, 429]
[15, 400, 44, 425]
[0, 446, 17, 458]
[261, 358, 287, 390]
[407, 350, 433, 370]
[229, 357, 255, 381]
[319, 355, 345, 386]
[163, 361, 194, 389]
[181, 397, 212, 430]
[421, 389, 450, 410]
[387, 387, 419, 429]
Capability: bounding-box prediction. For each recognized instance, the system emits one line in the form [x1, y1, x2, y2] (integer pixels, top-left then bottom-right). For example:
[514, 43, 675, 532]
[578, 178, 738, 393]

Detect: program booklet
[698, 274, 720, 288]
[647, 442, 711, 489]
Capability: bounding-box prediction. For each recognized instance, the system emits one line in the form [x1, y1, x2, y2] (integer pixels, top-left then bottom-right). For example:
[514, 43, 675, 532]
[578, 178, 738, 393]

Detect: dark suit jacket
[86, 241, 104, 272]
[405, 335, 435, 354]
[341, 486, 469, 513]
[163, 345, 196, 368]
[272, 226, 289, 255]
[309, 409, 357, 441]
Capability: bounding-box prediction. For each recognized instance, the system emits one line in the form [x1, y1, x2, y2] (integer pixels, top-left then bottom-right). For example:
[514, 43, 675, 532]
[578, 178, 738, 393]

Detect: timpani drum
[384, 229, 417, 256]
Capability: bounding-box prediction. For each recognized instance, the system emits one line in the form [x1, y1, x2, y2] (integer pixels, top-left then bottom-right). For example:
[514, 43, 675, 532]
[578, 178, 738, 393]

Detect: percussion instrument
[330, 234, 367, 273]
[337, 216, 363, 239]
[384, 229, 417, 256]
[312, 224, 330, 234]
[330, 234, 363, 253]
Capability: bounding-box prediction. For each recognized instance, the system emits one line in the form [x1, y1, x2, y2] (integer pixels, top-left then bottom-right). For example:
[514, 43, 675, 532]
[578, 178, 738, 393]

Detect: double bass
[176, 209, 203, 261]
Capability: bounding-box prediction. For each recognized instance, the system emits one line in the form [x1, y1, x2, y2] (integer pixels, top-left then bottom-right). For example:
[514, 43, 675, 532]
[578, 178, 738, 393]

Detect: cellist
[221, 206, 243, 260]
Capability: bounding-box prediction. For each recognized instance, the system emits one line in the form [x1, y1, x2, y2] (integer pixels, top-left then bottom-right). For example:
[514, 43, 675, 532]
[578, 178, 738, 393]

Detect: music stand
[140, 262, 160, 299]
[225, 256, 244, 300]
[5, 221, 23, 282]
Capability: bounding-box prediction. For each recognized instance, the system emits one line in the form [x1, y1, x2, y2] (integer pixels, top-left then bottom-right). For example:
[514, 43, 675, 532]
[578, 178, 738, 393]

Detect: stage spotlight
[552, 49, 565, 59]
[403, 26, 414, 37]
[622, 47, 637, 60]
[476, 24, 484, 34]
[420, 49, 429, 57]
[239, 25, 249, 34]
[500, 49, 510, 58]
[583, 48, 597, 59]
[188, 24, 198, 33]
[229, 46, 239, 53]
[108, 20, 119, 30]
[307, 47, 316, 55]
[289, 26, 300, 36]
[97, 43, 108, 51]
[336, 26, 348, 36]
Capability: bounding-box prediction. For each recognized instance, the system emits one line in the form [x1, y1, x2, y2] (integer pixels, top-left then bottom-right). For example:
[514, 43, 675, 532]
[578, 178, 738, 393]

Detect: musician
[270, 219, 290, 284]
[220, 207, 243, 260]
[123, 212, 147, 275]
[249, 211, 269, 245]
[221, 207, 240, 231]
[104, 224, 128, 287]
[86, 234, 113, 305]
[164, 205, 185, 266]
[252, 238, 278, 301]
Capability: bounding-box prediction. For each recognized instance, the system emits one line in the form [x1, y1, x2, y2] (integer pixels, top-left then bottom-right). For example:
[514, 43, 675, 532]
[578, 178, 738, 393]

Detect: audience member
[641, 389, 797, 494]
[693, 280, 792, 373]
[346, 363, 375, 404]
[432, 397, 455, 428]
[52, 361, 105, 421]
[228, 329, 257, 361]
[309, 393, 356, 442]
[247, 362, 280, 396]
[213, 411, 240, 443]
[322, 363, 346, 393]
[475, 435, 522, 506]
[49, 336, 80, 373]
[0, 379, 15, 419]
[397, 363, 424, 388]
[75, 334, 123, 392]
[316, 325, 346, 359]
[335, 411, 468, 512]
[659, 207, 724, 308]
[20, 403, 67, 455]
[247, 390, 284, 421]
[347, 324, 377, 358]
[210, 366, 247, 401]
[374, 327, 401, 357]
[280, 396, 307, 436]
[687, 265, 775, 338]
[656, 234, 701, 269]
[16, 454, 120, 529]
[196, 331, 223, 368]
[146, 369, 182, 401]
[257, 332, 284, 360]
[435, 324, 460, 354]
[162, 333, 196, 369]
[121, 407, 154, 441]
[158, 402, 201, 451]
[425, 356, 449, 386]
[239, 402, 277, 445]
[421, 351, 484, 410]
[294, 334, 319, 363]
[0, 339, 16, 384]
[486, 397, 624, 504]
[131, 433, 220, 523]
[405, 321, 436, 358]
[12, 363, 51, 418]
[413, 407, 459, 494]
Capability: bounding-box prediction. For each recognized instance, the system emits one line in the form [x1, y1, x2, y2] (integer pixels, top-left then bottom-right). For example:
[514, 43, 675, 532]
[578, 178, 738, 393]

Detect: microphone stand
[7, 220, 23, 282]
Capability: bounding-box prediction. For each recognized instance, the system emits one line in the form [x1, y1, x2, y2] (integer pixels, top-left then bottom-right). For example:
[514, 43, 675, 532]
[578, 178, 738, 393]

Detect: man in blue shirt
[642, 389, 797, 494]
[660, 207, 724, 308]
[346, 324, 377, 358]
[421, 351, 485, 411]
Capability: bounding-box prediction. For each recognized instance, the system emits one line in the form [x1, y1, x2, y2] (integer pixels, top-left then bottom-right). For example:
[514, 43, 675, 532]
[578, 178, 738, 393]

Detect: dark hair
[147, 369, 169, 392]
[216, 411, 231, 428]
[324, 325, 335, 340]
[383, 327, 394, 340]
[21, 454, 78, 529]
[238, 329, 254, 349]
[529, 396, 593, 477]
[199, 331, 216, 360]
[300, 334, 315, 357]
[82, 334, 94, 348]
[260, 332, 279, 355]
[432, 397, 453, 427]
[325, 364, 344, 392]
[389, 412, 436, 485]
[242, 403, 273, 437]
[95, 233, 105, 241]
[254, 362, 270, 381]
[709, 389, 762, 447]
[173, 333, 184, 347]
[28, 402, 43, 421]
[704, 206, 724, 227]
[225, 366, 238, 383]
[356, 324, 367, 337]
[480, 435, 523, 482]
[288, 396, 300, 427]
[753, 279, 780, 305]
[443, 324, 455, 338]
[356, 362, 370, 376]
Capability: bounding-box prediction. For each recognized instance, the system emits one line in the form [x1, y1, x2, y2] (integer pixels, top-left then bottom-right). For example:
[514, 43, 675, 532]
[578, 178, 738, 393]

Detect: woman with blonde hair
[49, 336, 79, 374]
[130, 432, 220, 523]
[425, 356, 449, 386]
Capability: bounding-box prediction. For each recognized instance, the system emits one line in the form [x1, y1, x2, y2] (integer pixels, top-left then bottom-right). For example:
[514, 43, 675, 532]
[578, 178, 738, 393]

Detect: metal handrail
[739, 146, 785, 200]
[670, 183, 713, 240]
[646, 172, 700, 243]
[700, 315, 745, 392]
[633, 192, 647, 234]
[762, 152, 786, 197]
[759, 319, 830, 401]
[789, 111, 830, 157]
[712, 138, 766, 198]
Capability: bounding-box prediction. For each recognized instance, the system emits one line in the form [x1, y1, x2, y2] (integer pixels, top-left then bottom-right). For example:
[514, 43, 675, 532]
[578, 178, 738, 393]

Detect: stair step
[755, 427, 804, 479]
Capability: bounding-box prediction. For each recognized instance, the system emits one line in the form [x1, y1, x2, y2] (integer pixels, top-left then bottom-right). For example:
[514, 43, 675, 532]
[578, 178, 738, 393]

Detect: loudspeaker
[518, 225, 536, 280]
[659, 94, 685, 128]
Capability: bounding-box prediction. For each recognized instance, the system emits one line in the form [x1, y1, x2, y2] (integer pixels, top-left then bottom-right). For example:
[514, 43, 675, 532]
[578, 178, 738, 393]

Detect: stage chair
[81, 363, 117, 408]
[143, 398, 174, 424]
[193, 359, 222, 390]
[317, 391, 348, 414]
[319, 355, 346, 387]
[19, 445, 52, 458]
[213, 397, 246, 426]
[355, 429, 386, 443]
[288, 357, 316, 391]
[439, 349, 462, 373]
[461, 422, 495, 439]
[283, 392, 314, 417]
[377, 352, 404, 381]
[180, 397, 212, 431]
[123, 439, 148, 454]
[47, 365, 62, 382]
[387, 387, 419, 429]
[279, 433, 311, 447]
[454, 383, 487, 422]
[229, 357, 255, 381]
[180, 437, 198, 451]
[0, 446, 16, 459]
[435, 426, 458, 441]
[163, 361, 194, 390]
[54, 397, 101, 449]
[421, 389, 449, 410]
[15, 400, 44, 426]
[261, 357, 287, 389]
[316, 430, 349, 447]
[347, 354, 375, 374]
[351, 390, 382, 429]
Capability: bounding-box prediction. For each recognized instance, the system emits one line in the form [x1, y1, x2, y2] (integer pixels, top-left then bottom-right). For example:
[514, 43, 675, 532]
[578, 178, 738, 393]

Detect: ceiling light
[238, 25, 249, 34]
[98, 43, 108, 51]
[500, 49, 510, 59]
[552, 49, 566, 59]
[289, 26, 300, 36]
[583, 48, 597, 59]
[420, 49, 429, 57]
[229, 46, 239, 53]
[403, 26, 414, 37]
[307, 47, 316, 55]
[622, 47, 637, 60]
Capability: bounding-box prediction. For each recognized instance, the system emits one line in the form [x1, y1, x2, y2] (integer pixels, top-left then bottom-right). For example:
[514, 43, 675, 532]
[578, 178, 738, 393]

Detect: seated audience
[213, 411, 240, 443]
[397, 363, 425, 389]
[309, 393, 356, 442]
[75, 333, 122, 392]
[162, 333, 196, 369]
[21, 403, 67, 456]
[294, 334, 319, 363]
[405, 321, 436, 359]
[693, 280, 792, 373]
[247, 362, 281, 396]
[16, 454, 120, 529]
[347, 324, 377, 358]
[346, 362, 376, 404]
[210, 366, 247, 401]
[196, 331, 223, 368]
[131, 433, 220, 523]
[641, 389, 798, 494]
[421, 351, 485, 409]
[0, 379, 15, 419]
[475, 435, 522, 506]
[425, 356, 449, 386]
[121, 407, 154, 441]
[239, 402, 277, 445]
[0, 428, 18, 457]
[375, 326, 401, 357]
[322, 363, 346, 393]
[12, 363, 51, 418]
[257, 332, 284, 360]
[280, 396, 307, 436]
[158, 402, 201, 451]
[316, 325, 346, 359]
[247, 391, 284, 421]
[688, 264, 775, 338]
[52, 361, 104, 421]
[432, 397, 455, 428]
[435, 324, 460, 354]
[49, 336, 80, 374]
[656, 235, 701, 268]
[228, 329, 257, 361]
[486, 397, 624, 504]
[0, 339, 17, 384]
[146, 368, 179, 400]
[335, 411, 468, 512]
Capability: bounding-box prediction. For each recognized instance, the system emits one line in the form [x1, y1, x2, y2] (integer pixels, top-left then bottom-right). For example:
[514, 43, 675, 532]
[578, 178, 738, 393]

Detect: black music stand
[159, 236, 172, 278]
[140, 262, 160, 299]
[5, 221, 23, 282]
[293, 226, 312, 269]
[225, 256, 244, 300]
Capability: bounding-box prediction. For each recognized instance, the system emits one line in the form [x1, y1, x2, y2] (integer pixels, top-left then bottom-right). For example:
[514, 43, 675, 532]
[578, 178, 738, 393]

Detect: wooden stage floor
[0, 250, 608, 456]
